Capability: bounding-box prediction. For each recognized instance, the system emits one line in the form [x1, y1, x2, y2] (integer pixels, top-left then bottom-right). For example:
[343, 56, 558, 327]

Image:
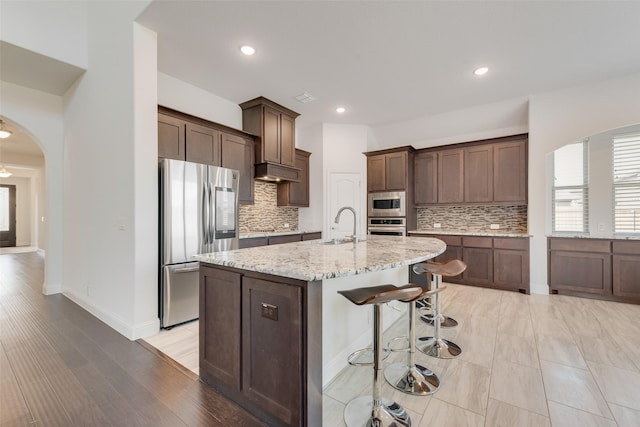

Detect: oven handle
[368, 227, 406, 236]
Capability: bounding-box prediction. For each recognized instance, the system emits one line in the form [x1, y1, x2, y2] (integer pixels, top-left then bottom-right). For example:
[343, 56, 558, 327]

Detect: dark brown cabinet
[268, 234, 302, 245]
[462, 237, 493, 286]
[413, 135, 528, 206]
[199, 266, 241, 389]
[158, 113, 185, 160]
[612, 241, 640, 301]
[278, 149, 311, 207]
[186, 122, 221, 165]
[199, 264, 323, 426]
[365, 148, 412, 192]
[239, 236, 269, 249]
[221, 132, 255, 205]
[437, 149, 464, 204]
[157, 107, 256, 204]
[414, 152, 438, 205]
[240, 97, 300, 168]
[464, 145, 493, 203]
[409, 233, 530, 293]
[239, 232, 322, 249]
[493, 140, 527, 203]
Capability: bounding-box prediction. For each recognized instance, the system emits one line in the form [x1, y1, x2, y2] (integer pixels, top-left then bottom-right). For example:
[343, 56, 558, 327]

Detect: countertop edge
[408, 230, 531, 238]
[240, 230, 322, 239]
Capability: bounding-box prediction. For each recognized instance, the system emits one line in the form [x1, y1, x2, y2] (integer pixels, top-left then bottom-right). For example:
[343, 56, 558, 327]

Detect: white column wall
[297, 124, 324, 232]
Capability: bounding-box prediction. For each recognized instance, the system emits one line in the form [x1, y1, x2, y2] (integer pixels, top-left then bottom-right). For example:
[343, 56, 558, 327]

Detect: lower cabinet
[199, 264, 319, 426]
[549, 238, 640, 304]
[240, 232, 322, 248]
[409, 233, 530, 293]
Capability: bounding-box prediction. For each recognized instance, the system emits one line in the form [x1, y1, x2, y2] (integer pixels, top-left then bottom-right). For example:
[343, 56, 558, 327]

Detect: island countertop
[193, 234, 446, 281]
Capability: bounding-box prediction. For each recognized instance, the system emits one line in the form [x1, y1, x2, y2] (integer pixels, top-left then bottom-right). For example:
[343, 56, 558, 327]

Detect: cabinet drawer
[494, 238, 528, 251]
[268, 234, 301, 245]
[549, 238, 610, 253]
[434, 235, 462, 246]
[240, 237, 268, 249]
[612, 240, 640, 255]
[301, 232, 322, 241]
[462, 236, 493, 248]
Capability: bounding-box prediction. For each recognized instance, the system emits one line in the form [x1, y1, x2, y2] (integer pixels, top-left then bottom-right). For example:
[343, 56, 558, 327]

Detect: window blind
[613, 133, 640, 233]
[552, 141, 588, 233]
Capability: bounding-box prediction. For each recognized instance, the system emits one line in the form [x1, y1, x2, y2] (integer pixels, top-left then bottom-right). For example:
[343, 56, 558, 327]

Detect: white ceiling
[137, 1, 640, 132]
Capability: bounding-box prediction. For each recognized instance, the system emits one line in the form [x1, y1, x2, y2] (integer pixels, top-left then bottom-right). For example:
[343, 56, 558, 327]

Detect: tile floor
[144, 283, 640, 426]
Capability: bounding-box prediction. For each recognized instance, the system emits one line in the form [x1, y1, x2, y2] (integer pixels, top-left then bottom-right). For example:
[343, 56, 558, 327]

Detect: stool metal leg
[344, 304, 411, 427]
[419, 276, 458, 328]
[384, 300, 440, 395]
[417, 274, 462, 359]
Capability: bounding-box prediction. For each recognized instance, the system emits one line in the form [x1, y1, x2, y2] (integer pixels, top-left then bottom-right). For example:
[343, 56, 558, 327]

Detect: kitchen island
[193, 235, 445, 427]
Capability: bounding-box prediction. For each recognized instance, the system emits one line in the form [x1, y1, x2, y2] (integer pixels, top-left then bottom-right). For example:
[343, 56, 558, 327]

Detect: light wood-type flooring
[148, 276, 640, 427]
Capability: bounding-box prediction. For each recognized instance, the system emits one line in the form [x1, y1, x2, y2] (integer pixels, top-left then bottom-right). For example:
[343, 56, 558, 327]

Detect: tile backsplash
[239, 181, 298, 232]
[417, 205, 528, 233]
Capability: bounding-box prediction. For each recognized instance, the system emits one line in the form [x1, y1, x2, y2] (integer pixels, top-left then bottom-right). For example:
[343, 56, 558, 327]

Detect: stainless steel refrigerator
[159, 158, 239, 328]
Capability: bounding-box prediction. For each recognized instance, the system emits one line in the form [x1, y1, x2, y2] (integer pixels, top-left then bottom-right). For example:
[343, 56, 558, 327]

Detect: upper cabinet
[414, 135, 528, 206]
[240, 97, 300, 168]
[278, 149, 311, 207]
[157, 107, 256, 205]
[365, 147, 412, 192]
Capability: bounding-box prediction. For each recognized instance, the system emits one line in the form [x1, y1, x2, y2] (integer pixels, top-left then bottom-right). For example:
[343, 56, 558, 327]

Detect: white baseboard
[37, 248, 45, 256]
[530, 282, 550, 295]
[63, 289, 159, 340]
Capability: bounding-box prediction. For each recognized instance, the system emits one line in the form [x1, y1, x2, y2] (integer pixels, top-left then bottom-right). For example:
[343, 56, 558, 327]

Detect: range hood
[255, 162, 301, 182]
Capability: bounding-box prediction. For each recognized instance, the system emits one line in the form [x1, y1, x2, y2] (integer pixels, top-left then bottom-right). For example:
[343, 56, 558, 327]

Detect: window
[613, 133, 640, 233]
[552, 140, 588, 232]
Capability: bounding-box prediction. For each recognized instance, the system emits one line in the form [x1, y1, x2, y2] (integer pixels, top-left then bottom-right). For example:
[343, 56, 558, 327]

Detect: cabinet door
[549, 251, 611, 297]
[301, 232, 322, 241]
[464, 145, 493, 203]
[239, 237, 268, 249]
[262, 106, 281, 164]
[280, 114, 296, 167]
[493, 140, 527, 203]
[186, 123, 221, 165]
[462, 247, 493, 286]
[367, 154, 387, 192]
[268, 234, 302, 245]
[158, 113, 185, 160]
[437, 149, 464, 204]
[221, 133, 254, 205]
[612, 254, 640, 301]
[493, 249, 529, 293]
[242, 277, 301, 426]
[385, 152, 407, 191]
[414, 152, 438, 205]
[278, 149, 310, 207]
[199, 266, 241, 390]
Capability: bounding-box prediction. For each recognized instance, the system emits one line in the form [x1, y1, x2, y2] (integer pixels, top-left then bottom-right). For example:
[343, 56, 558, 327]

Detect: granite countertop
[240, 230, 322, 239]
[548, 234, 640, 241]
[194, 235, 446, 281]
[408, 230, 531, 238]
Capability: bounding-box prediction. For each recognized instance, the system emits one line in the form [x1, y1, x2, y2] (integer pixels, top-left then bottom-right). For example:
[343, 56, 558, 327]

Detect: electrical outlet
[283, 223, 290, 228]
[490, 224, 500, 230]
[433, 223, 441, 228]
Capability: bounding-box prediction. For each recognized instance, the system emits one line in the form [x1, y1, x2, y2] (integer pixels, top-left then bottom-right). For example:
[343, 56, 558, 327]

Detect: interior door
[0, 184, 16, 247]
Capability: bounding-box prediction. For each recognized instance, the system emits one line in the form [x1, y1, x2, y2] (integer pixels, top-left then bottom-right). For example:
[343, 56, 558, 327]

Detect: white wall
[0, 82, 64, 293]
[62, 0, 156, 339]
[0, 0, 88, 69]
[297, 124, 324, 232]
[158, 72, 242, 130]
[529, 73, 640, 293]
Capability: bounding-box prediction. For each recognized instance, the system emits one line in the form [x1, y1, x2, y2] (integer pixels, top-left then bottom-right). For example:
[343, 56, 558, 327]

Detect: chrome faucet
[334, 206, 358, 242]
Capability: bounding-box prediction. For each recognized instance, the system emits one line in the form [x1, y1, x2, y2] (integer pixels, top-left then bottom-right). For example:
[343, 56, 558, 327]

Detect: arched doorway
[0, 117, 47, 284]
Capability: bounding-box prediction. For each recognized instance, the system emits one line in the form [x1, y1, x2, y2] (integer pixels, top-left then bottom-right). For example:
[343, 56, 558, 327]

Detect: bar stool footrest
[420, 314, 458, 328]
[347, 347, 391, 366]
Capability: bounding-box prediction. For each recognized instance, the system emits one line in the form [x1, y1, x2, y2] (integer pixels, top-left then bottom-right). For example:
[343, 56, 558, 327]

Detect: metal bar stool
[384, 284, 442, 395]
[338, 284, 424, 427]
[414, 260, 467, 359]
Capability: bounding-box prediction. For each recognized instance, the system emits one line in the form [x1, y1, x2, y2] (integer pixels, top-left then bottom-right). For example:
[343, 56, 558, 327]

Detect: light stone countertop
[547, 234, 640, 241]
[239, 230, 322, 239]
[409, 230, 531, 238]
[194, 235, 446, 281]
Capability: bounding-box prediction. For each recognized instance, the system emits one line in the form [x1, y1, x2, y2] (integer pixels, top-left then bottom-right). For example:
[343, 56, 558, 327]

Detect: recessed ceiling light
[336, 107, 346, 114]
[240, 45, 255, 56]
[473, 66, 489, 76]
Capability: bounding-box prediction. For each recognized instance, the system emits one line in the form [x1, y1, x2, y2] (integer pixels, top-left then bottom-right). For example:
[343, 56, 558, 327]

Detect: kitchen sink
[321, 237, 355, 245]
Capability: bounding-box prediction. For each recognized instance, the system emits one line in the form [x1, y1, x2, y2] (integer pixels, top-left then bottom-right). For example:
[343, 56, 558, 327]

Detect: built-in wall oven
[368, 218, 406, 236]
[368, 191, 406, 217]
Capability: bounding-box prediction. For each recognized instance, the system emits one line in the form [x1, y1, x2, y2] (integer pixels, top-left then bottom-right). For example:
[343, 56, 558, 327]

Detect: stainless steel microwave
[368, 191, 406, 217]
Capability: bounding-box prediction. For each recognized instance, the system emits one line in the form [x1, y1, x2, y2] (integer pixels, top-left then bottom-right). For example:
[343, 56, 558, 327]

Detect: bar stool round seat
[338, 284, 423, 427]
[414, 260, 467, 359]
[384, 284, 442, 396]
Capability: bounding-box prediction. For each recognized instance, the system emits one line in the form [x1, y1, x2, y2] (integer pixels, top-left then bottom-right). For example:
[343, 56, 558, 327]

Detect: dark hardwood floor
[0, 251, 266, 426]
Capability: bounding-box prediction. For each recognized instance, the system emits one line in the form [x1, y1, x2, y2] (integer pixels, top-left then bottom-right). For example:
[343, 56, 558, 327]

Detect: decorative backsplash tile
[417, 205, 528, 233]
[239, 181, 298, 232]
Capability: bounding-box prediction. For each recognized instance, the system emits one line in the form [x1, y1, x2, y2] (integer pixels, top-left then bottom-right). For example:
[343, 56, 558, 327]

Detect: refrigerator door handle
[209, 182, 215, 245]
[173, 266, 200, 274]
[202, 181, 209, 246]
